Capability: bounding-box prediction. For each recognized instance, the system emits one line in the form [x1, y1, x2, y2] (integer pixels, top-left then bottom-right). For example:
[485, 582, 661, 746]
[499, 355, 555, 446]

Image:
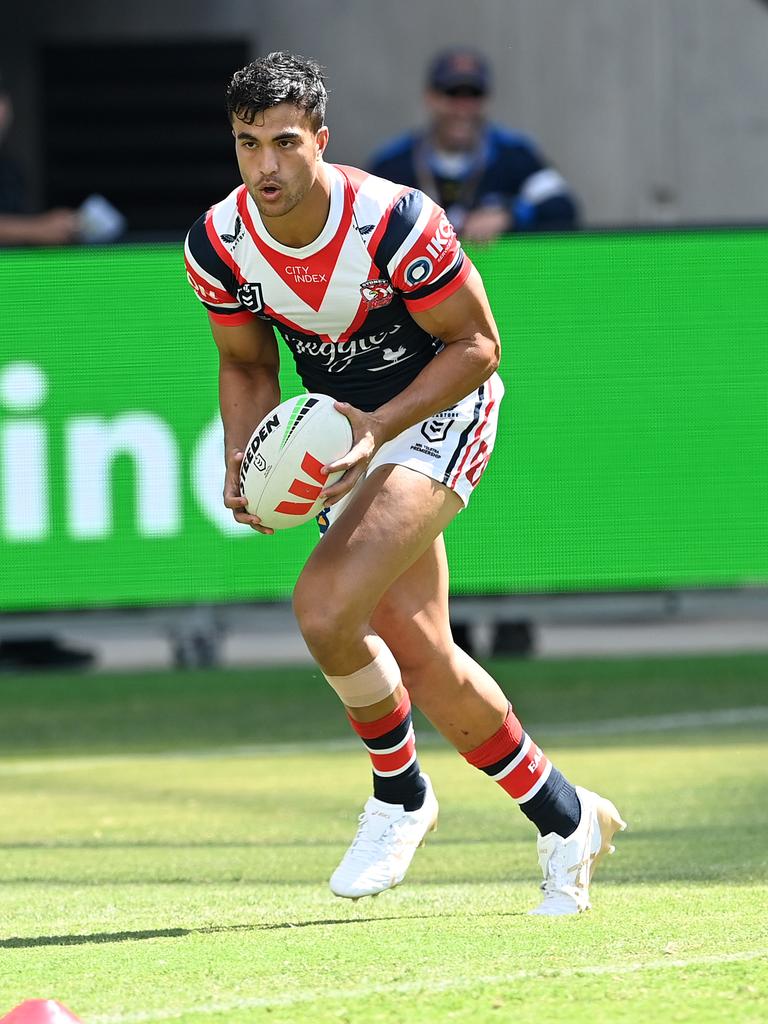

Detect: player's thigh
[371, 534, 454, 674]
[294, 464, 462, 625]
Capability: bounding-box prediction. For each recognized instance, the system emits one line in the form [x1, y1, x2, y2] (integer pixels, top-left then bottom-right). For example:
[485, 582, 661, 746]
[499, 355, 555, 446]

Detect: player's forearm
[219, 361, 280, 455]
[0, 215, 50, 245]
[373, 334, 499, 442]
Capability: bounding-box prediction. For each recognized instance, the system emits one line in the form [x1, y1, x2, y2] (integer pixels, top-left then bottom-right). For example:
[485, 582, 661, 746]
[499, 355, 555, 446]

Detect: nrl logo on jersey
[236, 282, 264, 312]
[220, 216, 245, 247]
[360, 278, 394, 310]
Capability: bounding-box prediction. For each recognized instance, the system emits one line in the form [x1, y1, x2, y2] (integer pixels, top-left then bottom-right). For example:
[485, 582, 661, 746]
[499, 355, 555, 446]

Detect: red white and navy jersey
[184, 164, 472, 410]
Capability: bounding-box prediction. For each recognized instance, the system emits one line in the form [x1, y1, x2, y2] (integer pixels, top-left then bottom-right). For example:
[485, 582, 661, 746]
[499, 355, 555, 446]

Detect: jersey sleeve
[372, 189, 472, 313]
[183, 212, 254, 325]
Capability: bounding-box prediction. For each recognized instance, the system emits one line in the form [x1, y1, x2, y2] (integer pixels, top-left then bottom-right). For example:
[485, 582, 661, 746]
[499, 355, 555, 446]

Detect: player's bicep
[409, 265, 501, 353]
[385, 193, 495, 347]
[209, 314, 280, 373]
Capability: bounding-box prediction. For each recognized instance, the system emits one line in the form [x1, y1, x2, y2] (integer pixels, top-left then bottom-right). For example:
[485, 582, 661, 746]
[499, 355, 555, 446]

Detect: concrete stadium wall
[6, 0, 768, 226]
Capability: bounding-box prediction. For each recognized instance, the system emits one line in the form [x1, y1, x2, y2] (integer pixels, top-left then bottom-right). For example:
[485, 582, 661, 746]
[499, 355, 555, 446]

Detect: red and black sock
[463, 704, 581, 838]
[347, 692, 426, 811]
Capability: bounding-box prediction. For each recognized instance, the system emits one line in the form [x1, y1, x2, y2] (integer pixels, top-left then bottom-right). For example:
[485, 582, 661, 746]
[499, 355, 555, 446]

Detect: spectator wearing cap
[0, 72, 79, 246]
[368, 48, 578, 242]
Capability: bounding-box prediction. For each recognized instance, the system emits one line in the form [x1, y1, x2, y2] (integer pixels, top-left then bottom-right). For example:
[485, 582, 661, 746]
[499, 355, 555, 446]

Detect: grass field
[0, 652, 766, 1023]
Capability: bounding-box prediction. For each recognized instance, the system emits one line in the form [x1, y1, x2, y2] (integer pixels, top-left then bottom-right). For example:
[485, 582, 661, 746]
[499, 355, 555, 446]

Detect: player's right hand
[223, 449, 274, 534]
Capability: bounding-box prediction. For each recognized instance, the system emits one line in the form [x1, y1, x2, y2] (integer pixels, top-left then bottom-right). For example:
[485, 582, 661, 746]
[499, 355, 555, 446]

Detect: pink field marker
[0, 1001, 84, 1024]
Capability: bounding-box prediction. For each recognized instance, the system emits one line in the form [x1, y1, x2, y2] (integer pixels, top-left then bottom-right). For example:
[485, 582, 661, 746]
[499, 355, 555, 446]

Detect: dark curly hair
[226, 52, 327, 131]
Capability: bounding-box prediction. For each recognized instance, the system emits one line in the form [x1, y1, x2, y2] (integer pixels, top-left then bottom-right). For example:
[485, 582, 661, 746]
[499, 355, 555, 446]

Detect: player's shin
[462, 703, 581, 838]
[323, 642, 426, 810]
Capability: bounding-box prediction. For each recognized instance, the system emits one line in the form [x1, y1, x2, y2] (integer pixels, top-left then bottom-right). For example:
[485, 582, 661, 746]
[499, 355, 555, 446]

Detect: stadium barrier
[2, 231, 767, 659]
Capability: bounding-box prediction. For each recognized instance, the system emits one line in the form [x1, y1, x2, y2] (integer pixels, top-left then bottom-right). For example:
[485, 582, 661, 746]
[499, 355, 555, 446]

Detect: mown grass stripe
[0, 706, 765, 775]
[92, 948, 768, 1023]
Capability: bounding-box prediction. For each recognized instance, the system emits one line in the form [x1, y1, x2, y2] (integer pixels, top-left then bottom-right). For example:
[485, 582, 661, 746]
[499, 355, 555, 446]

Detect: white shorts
[317, 371, 504, 533]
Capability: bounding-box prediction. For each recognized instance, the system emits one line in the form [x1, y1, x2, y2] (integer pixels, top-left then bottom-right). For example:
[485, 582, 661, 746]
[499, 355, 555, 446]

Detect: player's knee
[292, 581, 329, 649]
[292, 572, 358, 657]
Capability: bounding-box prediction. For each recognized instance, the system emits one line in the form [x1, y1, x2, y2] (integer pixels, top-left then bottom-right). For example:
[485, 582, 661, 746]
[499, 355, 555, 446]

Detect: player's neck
[260, 164, 332, 248]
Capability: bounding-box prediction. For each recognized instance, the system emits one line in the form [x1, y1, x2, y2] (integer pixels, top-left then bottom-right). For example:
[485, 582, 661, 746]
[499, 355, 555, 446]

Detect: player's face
[232, 103, 329, 220]
[426, 88, 487, 151]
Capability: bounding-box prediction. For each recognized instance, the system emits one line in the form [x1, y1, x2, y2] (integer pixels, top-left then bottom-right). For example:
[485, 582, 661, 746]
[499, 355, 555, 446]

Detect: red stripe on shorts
[450, 377, 495, 490]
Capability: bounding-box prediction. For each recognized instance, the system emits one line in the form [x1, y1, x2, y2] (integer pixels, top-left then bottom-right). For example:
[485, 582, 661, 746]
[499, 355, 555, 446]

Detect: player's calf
[461, 703, 625, 914]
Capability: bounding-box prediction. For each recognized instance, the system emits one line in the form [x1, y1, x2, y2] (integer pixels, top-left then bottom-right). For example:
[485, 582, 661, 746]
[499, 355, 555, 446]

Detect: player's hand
[320, 402, 387, 505]
[223, 448, 274, 534]
[30, 209, 80, 245]
[461, 205, 512, 243]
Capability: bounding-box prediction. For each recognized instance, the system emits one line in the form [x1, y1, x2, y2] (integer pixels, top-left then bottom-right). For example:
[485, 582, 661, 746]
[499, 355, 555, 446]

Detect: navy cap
[427, 49, 491, 95]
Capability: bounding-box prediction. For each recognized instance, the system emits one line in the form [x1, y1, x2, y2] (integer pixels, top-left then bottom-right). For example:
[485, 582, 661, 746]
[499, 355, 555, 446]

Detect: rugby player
[184, 51, 625, 915]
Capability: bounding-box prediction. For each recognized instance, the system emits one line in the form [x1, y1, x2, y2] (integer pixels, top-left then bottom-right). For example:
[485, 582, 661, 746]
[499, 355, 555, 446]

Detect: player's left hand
[319, 401, 387, 505]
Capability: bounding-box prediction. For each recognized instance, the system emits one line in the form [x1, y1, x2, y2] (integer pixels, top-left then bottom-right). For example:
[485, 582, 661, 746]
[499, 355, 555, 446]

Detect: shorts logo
[236, 282, 264, 312]
[421, 415, 455, 443]
[410, 442, 440, 458]
[360, 278, 394, 310]
[404, 257, 433, 287]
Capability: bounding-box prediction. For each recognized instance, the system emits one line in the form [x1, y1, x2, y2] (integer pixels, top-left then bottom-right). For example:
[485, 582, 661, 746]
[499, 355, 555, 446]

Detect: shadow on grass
[0, 909, 525, 948]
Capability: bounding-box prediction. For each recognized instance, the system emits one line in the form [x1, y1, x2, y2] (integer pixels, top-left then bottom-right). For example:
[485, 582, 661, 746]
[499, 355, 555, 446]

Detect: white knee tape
[323, 643, 401, 708]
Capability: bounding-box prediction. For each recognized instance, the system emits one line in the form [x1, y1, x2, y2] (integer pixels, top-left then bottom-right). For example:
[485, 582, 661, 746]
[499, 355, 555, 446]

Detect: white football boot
[529, 786, 627, 916]
[330, 774, 439, 899]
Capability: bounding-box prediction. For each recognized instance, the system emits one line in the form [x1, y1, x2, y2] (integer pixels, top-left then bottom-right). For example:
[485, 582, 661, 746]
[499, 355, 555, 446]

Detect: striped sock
[462, 704, 581, 838]
[347, 692, 426, 811]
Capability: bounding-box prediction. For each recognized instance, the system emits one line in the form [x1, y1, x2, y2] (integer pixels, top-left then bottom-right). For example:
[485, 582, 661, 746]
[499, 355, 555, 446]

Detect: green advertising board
[2, 230, 767, 612]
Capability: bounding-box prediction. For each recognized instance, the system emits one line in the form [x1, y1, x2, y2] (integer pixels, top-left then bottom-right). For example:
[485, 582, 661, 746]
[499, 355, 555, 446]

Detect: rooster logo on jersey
[360, 278, 394, 310]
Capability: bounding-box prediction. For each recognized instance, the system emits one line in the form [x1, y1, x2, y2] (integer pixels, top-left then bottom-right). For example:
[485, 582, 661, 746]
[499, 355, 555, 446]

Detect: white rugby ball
[239, 393, 353, 530]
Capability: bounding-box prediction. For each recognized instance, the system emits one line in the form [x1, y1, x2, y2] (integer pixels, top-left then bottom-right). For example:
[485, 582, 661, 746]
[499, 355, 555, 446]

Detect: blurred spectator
[369, 48, 579, 242]
[0, 72, 79, 246]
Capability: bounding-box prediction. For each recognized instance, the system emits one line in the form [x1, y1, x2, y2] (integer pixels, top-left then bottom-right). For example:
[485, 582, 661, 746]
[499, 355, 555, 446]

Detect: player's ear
[315, 125, 330, 158]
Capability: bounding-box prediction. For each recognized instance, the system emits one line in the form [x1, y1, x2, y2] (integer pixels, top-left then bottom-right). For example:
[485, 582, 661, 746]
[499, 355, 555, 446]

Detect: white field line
[1, 706, 766, 776]
[92, 948, 768, 1023]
